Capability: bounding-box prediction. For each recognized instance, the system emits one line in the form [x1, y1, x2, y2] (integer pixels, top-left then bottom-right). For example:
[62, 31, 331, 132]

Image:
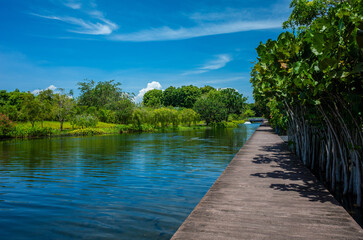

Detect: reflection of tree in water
[0, 124, 261, 240]
[0, 125, 259, 174]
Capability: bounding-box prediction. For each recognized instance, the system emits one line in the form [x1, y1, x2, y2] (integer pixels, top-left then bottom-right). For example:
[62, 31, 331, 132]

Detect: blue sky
[0, 0, 292, 102]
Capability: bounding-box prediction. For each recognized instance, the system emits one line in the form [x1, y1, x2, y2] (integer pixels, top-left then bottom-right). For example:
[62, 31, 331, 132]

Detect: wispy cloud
[62, 0, 82, 10]
[134, 81, 162, 103]
[111, 20, 281, 42]
[32, 13, 117, 35]
[31, 1, 117, 35]
[200, 54, 232, 70]
[183, 54, 232, 75]
[188, 9, 251, 22]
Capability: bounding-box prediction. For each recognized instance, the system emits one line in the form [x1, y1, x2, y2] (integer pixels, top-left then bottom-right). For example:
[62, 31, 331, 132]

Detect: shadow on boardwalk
[251, 141, 339, 206]
[172, 123, 363, 239]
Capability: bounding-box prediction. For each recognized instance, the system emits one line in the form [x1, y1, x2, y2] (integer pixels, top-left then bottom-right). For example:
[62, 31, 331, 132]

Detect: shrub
[119, 124, 155, 133]
[210, 121, 227, 128]
[180, 108, 198, 127]
[9, 125, 54, 138]
[0, 113, 15, 137]
[242, 109, 256, 119]
[226, 120, 246, 128]
[71, 114, 98, 129]
[68, 128, 106, 136]
[228, 114, 240, 121]
[26, 127, 53, 137]
[194, 92, 228, 125]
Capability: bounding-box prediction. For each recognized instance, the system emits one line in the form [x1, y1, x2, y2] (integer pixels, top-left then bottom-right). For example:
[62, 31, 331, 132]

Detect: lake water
[0, 124, 260, 239]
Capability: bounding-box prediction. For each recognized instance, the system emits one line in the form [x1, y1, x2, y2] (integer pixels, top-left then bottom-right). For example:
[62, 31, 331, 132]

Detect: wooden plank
[172, 122, 363, 239]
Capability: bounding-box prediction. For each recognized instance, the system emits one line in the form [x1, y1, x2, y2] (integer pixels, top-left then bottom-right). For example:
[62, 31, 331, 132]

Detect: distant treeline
[0, 80, 258, 137]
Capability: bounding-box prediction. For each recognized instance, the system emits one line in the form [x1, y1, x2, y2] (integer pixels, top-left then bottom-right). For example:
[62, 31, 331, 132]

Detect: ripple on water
[0, 124, 260, 239]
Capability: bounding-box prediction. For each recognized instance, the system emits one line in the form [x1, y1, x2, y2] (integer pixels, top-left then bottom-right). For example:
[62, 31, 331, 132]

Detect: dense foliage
[251, 0, 363, 205]
[0, 113, 14, 137]
[0, 80, 253, 138]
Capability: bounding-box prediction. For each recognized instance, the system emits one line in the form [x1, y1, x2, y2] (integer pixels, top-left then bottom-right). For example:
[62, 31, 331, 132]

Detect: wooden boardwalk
[172, 122, 363, 239]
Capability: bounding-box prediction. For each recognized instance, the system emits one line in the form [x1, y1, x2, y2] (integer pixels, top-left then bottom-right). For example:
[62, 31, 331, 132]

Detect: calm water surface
[0, 124, 260, 239]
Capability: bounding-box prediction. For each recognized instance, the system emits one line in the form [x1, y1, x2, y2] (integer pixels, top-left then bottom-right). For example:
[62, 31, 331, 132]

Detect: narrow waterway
[0, 124, 260, 239]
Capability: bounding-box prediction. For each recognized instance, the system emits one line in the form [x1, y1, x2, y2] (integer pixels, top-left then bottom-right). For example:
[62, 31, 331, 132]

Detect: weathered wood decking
[172, 122, 363, 239]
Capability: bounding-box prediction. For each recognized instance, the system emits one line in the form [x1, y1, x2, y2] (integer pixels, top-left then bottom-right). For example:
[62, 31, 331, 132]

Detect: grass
[4, 119, 248, 139]
[16, 121, 118, 130]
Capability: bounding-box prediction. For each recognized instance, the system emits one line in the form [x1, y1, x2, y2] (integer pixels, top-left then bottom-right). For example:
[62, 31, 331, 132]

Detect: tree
[5, 90, 29, 121]
[71, 114, 98, 129]
[53, 91, 75, 131]
[169, 108, 179, 127]
[283, 0, 333, 29]
[194, 91, 228, 125]
[219, 88, 247, 120]
[0, 90, 9, 107]
[153, 108, 171, 128]
[111, 95, 135, 124]
[37, 89, 54, 127]
[180, 108, 198, 126]
[77, 79, 96, 107]
[132, 108, 152, 129]
[0, 113, 14, 137]
[251, 0, 363, 205]
[162, 86, 177, 107]
[21, 93, 41, 127]
[200, 85, 215, 95]
[178, 85, 202, 108]
[98, 109, 115, 123]
[143, 89, 163, 108]
[78, 79, 123, 108]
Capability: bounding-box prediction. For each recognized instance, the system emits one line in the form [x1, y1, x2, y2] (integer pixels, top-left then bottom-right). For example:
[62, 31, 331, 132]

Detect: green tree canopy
[53, 91, 75, 131]
[251, 0, 363, 205]
[219, 88, 247, 119]
[143, 89, 163, 108]
[194, 91, 228, 125]
[78, 79, 123, 108]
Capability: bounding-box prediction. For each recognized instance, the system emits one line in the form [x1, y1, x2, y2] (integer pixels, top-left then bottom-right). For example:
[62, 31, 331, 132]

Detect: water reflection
[0, 124, 259, 239]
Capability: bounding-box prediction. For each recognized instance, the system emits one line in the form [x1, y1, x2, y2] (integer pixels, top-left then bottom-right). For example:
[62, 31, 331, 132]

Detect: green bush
[228, 114, 240, 121]
[119, 124, 155, 133]
[71, 114, 98, 129]
[180, 108, 198, 126]
[27, 127, 53, 137]
[210, 121, 227, 128]
[9, 125, 54, 138]
[194, 91, 228, 125]
[98, 109, 116, 123]
[68, 128, 106, 136]
[0, 113, 15, 137]
[242, 109, 256, 119]
[9, 125, 28, 138]
[210, 120, 245, 128]
[226, 120, 246, 128]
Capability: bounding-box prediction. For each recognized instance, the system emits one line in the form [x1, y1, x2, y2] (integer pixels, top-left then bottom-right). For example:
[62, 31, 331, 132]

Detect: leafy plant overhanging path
[172, 122, 363, 239]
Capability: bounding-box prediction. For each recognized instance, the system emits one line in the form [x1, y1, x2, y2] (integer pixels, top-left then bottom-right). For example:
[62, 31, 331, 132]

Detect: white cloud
[183, 54, 232, 75]
[201, 54, 232, 70]
[32, 85, 57, 95]
[63, 0, 82, 9]
[134, 81, 162, 103]
[31, 1, 117, 36]
[111, 20, 282, 42]
[32, 13, 117, 35]
[189, 9, 250, 22]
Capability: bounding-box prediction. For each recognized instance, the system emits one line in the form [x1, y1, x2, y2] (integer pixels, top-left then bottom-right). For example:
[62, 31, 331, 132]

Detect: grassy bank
[1, 119, 246, 140]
